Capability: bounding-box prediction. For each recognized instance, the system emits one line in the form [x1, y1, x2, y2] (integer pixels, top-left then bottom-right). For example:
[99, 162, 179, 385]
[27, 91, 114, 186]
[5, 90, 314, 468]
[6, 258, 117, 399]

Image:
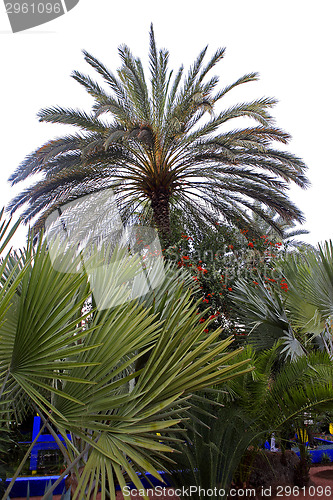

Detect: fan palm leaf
[48, 285, 251, 500]
[231, 241, 333, 359]
[0, 230, 252, 499]
[230, 275, 305, 359]
[164, 346, 333, 498]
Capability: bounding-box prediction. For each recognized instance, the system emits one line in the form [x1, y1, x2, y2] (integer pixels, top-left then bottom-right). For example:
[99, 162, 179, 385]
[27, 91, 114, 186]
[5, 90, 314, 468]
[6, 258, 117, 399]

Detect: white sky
[1, 0, 332, 249]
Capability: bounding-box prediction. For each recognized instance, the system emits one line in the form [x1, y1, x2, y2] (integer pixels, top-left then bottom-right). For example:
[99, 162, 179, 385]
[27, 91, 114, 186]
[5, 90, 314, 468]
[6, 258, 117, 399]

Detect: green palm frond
[262, 352, 333, 429]
[281, 242, 333, 343]
[246, 202, 310, 248]
[231, 240, 333, 359]
[1, 227, 252, 499]
[0, 212, 32, 468]
[167, 347, 333, 498]
[0, 241, 97, 423]
[167, 404, 259, 499]
[231, 276, 306, 359]
[51, 280, 251, 500]
[223, 347, 333, 433]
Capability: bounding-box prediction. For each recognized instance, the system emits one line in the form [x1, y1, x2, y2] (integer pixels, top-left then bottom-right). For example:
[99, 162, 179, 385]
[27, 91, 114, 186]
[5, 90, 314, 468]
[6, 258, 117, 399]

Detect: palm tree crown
[8, 25, 309, 245]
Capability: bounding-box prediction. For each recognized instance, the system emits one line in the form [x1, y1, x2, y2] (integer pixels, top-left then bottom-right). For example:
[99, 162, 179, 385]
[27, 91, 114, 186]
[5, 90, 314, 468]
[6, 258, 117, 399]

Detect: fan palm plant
[167, 345, 333, 499]
[227, 346, 333, 488]
[231, 272, 306, 359]
[0, 216, 252, 500]
[0, 211, 30, 495]
[8, 26, 308, 246]
[231, 240, 333, 359]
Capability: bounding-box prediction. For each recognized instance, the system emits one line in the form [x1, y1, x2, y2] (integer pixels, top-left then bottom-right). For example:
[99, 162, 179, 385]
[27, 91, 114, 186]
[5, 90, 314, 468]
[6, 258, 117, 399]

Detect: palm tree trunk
[150, 188, 172, 247]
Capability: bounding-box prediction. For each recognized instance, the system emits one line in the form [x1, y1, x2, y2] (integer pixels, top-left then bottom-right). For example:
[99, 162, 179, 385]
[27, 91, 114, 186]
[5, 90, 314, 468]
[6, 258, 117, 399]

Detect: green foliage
[321, 452, 331, 464]
[0, 211, 251, 500]
[0, 212, 31, 493]
[164, 222, 287, 338]
[8, 27, 307, 244]
[228, 346, 333, 430]
[166, 403, 259, 499]
[231, 240, 333, 359]
[164, 345, 333, 496]
[246, 203, 311, 251]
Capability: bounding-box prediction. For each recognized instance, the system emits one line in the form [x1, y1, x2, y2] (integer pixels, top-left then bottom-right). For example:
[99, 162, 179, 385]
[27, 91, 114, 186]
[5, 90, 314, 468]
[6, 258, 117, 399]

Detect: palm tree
[8, 25, 308, 246]
[0, 212, 251, 500]
[166, 345, 333, 497]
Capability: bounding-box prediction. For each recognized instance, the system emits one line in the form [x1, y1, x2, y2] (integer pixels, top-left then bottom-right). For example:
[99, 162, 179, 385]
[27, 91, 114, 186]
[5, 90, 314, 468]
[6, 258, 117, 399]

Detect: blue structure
[29, 415, 71, 470]
[3, 471, 170, 497]
[314, 437, 333, 445]
[293, 437, 333, 464]
[2, 417, 172, 497]
[2, 475, 67, 497]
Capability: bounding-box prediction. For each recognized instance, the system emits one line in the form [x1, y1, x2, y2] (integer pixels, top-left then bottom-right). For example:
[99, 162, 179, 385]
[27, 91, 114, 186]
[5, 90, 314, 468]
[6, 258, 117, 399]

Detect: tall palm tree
[8, 25, 308, 246]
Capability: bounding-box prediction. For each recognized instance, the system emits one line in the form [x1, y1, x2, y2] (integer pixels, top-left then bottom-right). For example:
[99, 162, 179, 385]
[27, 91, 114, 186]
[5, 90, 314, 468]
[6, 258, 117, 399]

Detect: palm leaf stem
[2, 422, 47, 500]
[36, 406, 71, 466]
[0, 369, 10, 400]
[41, 444, 91, 500]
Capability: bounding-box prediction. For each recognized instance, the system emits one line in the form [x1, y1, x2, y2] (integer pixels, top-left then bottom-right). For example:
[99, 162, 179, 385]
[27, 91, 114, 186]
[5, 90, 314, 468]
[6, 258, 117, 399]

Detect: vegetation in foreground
[3, 25, 333, 500]
[0, 212, 251, 500]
